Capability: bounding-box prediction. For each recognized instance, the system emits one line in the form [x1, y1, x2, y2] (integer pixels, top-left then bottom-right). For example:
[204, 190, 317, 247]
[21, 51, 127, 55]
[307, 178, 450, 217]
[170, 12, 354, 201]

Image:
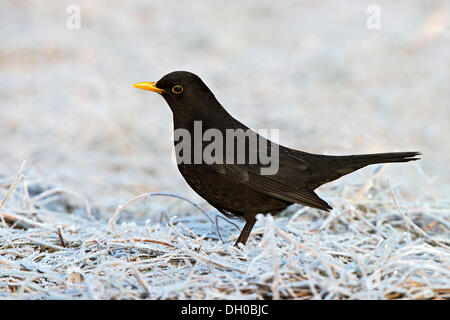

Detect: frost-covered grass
[1, 162, 448, 299]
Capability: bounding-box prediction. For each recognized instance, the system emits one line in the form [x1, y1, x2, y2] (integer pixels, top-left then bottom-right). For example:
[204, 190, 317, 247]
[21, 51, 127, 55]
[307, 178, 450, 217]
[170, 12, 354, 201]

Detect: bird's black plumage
[134, 71, 420, 246]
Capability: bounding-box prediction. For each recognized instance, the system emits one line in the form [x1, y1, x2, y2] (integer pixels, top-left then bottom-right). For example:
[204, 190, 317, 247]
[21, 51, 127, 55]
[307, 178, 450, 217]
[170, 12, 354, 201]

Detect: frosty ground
[1, 160, 448, 299]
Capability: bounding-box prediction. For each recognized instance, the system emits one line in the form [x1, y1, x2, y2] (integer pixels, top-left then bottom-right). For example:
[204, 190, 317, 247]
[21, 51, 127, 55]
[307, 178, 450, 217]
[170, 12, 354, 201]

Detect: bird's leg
[234, 218, 256, 247]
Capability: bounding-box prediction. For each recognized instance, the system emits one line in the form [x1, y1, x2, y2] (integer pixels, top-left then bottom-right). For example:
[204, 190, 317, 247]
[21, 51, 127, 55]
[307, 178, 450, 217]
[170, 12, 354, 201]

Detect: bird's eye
[172, 85, 183, 94]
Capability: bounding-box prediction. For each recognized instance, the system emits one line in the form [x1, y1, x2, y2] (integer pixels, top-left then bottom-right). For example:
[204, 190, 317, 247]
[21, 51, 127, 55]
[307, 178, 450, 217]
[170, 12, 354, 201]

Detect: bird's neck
[172, 103, 235, 132]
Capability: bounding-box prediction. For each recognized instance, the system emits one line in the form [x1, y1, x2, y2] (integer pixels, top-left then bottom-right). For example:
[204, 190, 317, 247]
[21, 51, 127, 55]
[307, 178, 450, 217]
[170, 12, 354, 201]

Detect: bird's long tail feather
[313, 151, 421, 188]
[339, 151, 421, 166]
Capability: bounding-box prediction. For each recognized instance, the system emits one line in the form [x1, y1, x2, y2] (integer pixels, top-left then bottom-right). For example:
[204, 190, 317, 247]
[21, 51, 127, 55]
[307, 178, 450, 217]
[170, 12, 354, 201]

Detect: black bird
[134, 71, 420, 246]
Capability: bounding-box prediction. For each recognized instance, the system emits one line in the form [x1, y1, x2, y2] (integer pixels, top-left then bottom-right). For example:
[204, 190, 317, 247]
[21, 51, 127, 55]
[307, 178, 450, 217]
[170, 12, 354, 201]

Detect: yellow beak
[133, 82, 165, 94]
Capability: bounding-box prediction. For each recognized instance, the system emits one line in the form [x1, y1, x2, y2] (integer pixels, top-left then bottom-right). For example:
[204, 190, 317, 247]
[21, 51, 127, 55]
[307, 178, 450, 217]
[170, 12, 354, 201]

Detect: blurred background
[0, 0, 448, 216]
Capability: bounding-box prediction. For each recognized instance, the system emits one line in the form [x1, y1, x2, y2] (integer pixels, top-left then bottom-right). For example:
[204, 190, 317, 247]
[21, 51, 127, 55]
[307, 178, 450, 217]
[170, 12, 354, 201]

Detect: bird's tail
[339, 151, 421, 166]
[313, 151, 421, 188]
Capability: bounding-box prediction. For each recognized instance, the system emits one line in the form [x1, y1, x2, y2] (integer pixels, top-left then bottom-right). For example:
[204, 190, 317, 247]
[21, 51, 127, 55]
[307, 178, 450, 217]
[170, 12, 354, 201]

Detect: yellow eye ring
[172, 85, 183, 94]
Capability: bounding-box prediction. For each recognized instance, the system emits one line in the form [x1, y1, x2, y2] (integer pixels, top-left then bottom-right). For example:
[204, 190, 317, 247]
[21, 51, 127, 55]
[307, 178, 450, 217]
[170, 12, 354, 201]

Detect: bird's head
[134, 71, 218, 113]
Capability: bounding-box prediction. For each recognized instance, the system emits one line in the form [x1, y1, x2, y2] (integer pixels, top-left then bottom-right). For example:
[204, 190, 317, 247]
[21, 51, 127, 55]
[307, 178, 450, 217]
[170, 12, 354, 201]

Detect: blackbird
[134, 71, 420, 246]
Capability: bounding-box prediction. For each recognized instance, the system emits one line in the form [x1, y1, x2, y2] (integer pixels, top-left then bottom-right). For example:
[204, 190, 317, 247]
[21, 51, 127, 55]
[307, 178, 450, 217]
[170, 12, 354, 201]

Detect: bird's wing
[207, 157, 332, 211]
[196, 119, 332, 210]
